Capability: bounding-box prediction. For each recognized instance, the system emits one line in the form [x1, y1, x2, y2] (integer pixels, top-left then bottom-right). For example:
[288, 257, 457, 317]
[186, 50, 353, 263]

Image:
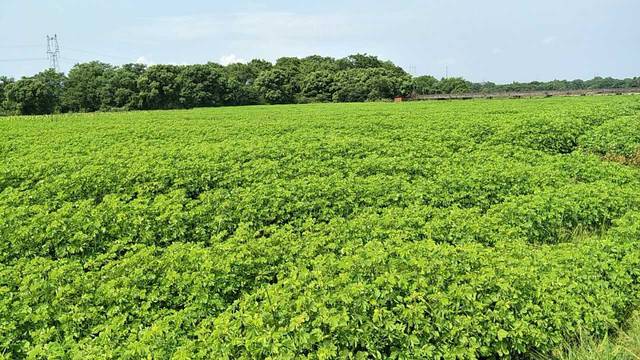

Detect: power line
[60, 56, 83, 62]
[2, 40, 136, 67]
[0, 57, 47, 62]
[60, 56, 85, 64]
[65, 47, 132, 61]
[0, 45, 41, 49]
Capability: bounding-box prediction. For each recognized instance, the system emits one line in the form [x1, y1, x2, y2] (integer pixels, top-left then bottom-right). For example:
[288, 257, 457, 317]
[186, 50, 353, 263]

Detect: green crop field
[2, 96, 640, 359]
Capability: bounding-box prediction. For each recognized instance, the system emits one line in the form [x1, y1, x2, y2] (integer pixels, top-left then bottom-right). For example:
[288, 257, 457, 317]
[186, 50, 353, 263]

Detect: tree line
[413, 75, 640, 95]
[0, 54, 410, 115]
[0, 53, 638, 115]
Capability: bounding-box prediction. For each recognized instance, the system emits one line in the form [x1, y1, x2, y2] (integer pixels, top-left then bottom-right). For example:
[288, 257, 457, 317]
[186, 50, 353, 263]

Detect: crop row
[1, 96, 640, 358]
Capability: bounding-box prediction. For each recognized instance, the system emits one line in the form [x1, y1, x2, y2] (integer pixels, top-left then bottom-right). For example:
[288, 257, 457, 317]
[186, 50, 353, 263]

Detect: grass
[557, 313, 640, 359]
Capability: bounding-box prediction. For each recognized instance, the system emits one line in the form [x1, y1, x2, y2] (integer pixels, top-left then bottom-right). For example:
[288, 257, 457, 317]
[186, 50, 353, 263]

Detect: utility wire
[60, 56, 85, 63]
[0, 44, 42, 49]
[65, 47, 133, 61]
[0, 57, 47, 62]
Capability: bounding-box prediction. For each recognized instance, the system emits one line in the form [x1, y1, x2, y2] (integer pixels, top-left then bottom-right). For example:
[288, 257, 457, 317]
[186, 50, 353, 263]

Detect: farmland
[2, 95, 640, 358]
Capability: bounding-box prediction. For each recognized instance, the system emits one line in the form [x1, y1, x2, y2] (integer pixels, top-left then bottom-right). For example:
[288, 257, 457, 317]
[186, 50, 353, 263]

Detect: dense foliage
[471, 77, 640, 94]
[1, 53, 638, 116]
[1, 96, 640, 358]
[412, 76, 640, 97]
[0, 54, 411, 115]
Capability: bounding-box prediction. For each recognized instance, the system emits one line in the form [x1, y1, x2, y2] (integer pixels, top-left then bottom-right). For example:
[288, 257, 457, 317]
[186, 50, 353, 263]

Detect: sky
[0, 0, 638, 83]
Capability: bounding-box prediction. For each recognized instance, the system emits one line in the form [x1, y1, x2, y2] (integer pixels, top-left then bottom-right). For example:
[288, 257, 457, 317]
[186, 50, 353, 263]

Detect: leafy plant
[1, 95, 640, 358]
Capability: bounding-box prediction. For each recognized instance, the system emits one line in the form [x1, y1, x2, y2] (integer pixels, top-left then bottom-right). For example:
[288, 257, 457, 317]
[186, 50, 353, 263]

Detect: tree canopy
[0, 53, 638, 116]
[4, 69, 65, 115]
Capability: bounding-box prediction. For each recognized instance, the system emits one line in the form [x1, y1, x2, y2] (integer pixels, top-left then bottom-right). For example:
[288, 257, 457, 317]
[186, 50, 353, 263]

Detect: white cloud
[231, 11, 352, 41]
[135, 56, 154, 65]
[542, 36, 556, 45]
[492, 47, 503, 54]
[219, 54, 246, 66]
[128, 11, 412, 44]
[116, 10, 424, 67]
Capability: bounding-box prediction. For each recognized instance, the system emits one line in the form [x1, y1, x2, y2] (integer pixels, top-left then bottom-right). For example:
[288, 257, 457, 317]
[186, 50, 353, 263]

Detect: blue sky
[1, 0, 638, 83]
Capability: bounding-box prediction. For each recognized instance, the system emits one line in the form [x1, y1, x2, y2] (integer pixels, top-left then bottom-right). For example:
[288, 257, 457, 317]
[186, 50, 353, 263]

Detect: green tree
[0, 76, 15, 115]
[333, 68, 410, 102]
[274, 57, 302, 71]
[225, 60, 272, 85]
[438, 77, 471, 94]
[63, 61, 114, 112]
[570, 79, 586, 90]
[299, 55, 339, 74]
[412, 75, 440, 95]
[273, 57, 303, 100]
[177, 63, 228, 108]
[254, 68, 297, 104]
[337, 54, 384, 70]
[137, 65, 183, 109]
[224, 60, 272, 105]
[101, 63, 146, 110]
[301, 70, 336, 102]
[5, 69, 65, 115]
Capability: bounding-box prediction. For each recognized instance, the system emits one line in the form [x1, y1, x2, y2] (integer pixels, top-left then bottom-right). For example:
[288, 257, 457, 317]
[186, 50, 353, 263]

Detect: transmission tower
[46, 34, 60, 71]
